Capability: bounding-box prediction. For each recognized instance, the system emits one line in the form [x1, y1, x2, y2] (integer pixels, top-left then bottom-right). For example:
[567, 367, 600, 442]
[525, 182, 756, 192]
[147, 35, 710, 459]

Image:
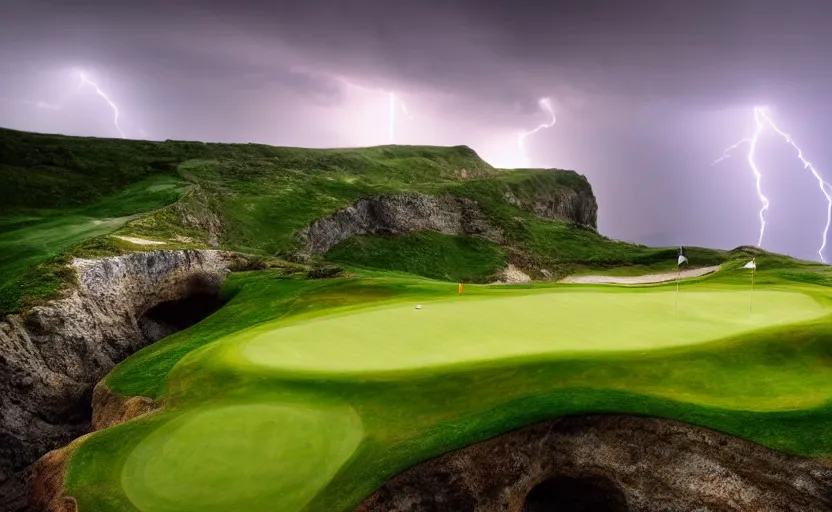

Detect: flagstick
[675, 267, 680, 317]
[749, 267, 755, 314]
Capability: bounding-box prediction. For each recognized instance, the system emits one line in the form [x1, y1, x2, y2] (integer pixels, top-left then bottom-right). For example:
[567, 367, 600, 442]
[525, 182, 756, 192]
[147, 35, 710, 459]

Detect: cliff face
[0, 250, 232, 511]
[502, 186, 598, 229]
[296, 183, 598, 260]
[297, 193, 505, 258]
[358, 415, 832, 512]
[496, 169, 598, 230]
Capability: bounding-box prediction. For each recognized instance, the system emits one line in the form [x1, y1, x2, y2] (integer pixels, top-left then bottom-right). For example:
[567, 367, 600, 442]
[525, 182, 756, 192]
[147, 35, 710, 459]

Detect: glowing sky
[3, 0, 832, 261]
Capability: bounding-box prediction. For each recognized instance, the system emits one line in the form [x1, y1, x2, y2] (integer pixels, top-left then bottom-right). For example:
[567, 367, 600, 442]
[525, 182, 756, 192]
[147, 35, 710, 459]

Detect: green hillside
[6, 128, 832, 512]
[73, 261, 832, 512]
[0, 127, 727, 315]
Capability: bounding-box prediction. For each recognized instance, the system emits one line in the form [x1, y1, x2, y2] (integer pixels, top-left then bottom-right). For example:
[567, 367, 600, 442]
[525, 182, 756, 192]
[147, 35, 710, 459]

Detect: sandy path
[559, 265, 721, 285]
[114, 235, 167, 246]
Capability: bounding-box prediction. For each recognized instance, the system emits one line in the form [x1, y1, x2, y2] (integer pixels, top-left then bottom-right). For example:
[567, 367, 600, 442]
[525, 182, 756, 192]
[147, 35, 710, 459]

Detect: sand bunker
[114, 236, 167, 246]
[560, 265, 721, 285]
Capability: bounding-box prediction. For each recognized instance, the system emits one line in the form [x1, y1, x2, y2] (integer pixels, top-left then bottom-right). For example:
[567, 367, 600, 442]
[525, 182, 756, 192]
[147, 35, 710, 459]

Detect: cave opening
[523, 475, 628, 512]
[138, 292, 226, 342]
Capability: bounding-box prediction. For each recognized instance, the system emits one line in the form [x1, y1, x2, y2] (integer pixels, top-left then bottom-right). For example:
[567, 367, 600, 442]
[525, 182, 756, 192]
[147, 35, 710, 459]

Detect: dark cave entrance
[523, 475, 628, 512]
[138, 292, 226, 342]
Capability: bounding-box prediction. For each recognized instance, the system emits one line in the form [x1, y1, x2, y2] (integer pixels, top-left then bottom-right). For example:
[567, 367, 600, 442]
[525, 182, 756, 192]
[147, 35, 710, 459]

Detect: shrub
[306, 265, 344, 279]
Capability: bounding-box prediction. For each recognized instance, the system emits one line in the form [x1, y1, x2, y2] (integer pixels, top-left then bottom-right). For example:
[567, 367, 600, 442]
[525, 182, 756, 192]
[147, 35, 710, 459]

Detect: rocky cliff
[296, 193, 505, 258]
[296, 183, 599, 261]
[503, 185, 597, 229]
[358, 415, 832, 512]
[0, 250, 233, 511]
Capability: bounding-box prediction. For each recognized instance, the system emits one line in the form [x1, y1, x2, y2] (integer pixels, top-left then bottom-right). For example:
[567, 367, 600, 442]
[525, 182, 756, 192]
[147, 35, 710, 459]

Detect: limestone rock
[0, 250, 232, 510]
[502, 186, 598, 230]
[296, 193, 504, 258]
[495, 265, 532, 284]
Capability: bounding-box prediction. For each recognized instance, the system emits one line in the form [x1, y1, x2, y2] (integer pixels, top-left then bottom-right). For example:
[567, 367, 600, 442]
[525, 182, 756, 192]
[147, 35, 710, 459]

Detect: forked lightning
[517, 98, 556, 168]
[714, 106, 832, 262]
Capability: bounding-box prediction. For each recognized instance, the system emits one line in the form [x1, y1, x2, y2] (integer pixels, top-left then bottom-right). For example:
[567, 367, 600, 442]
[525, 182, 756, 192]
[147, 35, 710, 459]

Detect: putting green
[240, 290, 826, 374]
[121, 403, 363, 512]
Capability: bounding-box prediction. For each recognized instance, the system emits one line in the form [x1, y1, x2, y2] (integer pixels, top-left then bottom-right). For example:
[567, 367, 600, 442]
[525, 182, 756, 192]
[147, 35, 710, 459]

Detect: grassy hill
[0, 127, 728, 315]
[69, 261, 832, 511]
[5, 128, 832, 511]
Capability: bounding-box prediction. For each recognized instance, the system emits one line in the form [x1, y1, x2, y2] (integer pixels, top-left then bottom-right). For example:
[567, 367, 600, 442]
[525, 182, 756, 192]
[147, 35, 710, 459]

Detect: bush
[306, 265, 343, 279]
[226, 254, 268, 272]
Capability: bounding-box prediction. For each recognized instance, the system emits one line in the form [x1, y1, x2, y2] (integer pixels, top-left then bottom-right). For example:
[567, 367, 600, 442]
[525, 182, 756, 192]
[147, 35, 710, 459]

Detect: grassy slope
[0, 127, 727, 314]
[4, 128, 828, 509]
[0, 175, 190, 313]
[65, 258, 832, 511]
[326, 232, 509, 282]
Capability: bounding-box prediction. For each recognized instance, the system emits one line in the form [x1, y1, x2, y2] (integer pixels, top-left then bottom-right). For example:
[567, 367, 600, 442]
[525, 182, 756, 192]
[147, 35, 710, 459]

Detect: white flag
[743, 259, 756, 269]
[677, 246, 688, 266]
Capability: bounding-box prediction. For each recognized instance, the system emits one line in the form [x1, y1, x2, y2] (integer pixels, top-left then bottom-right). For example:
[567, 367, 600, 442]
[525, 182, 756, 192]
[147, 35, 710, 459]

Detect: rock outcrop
[493, 264, 533, 284]
[296, 185, 598, 261]
[297, 193, 504, 257]
[503, 186, 598, 229]
[0, 250, 233, 511]
[357, 415, 832, 512]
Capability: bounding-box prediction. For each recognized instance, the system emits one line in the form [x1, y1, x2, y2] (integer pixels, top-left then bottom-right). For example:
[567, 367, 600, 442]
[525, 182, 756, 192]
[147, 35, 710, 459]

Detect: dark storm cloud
[3, 0, 832, 260]
[7, 0, 832, 108]
[79, 0, 831, 103]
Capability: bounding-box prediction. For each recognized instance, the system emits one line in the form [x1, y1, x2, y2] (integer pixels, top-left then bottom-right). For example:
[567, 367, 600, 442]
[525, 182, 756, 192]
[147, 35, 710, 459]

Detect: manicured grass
[64, 264, 832, 512]
[0, 175, 189, 314]
[121, 402, 363, 512]
[238, 289, 824, 374]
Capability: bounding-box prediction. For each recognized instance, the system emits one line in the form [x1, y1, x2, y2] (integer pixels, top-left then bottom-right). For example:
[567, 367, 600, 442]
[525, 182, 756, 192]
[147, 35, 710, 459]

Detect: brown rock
[0, 250, 232, 510]
[357, 415, 832, 512]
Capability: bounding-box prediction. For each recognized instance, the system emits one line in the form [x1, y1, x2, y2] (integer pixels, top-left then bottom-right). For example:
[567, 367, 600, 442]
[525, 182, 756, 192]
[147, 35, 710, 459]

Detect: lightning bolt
[8, 70, 140, 138]
[712, 138, 751, 165]
[337, 77, 412, 144]
[400, 101, 413, 120]
[388, 92, 396, 143]
[517, 98, 556, 168]
[758, 108, 832, 262]
[714, 106, 832, 262]
[78, 72, 125, 139]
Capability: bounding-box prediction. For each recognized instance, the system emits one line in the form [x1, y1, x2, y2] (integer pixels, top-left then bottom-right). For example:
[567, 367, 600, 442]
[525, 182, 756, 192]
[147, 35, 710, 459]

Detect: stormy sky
[2, 0, 832, 261]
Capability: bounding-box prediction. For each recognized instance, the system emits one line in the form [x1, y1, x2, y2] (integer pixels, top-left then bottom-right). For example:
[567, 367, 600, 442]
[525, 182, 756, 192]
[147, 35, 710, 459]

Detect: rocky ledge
[296, 193, 504, 258]
[503, 186, 597, 229]
[0, 250, 236, 511]
[358, 415, 832, 512]
[296, 188, 598, 261]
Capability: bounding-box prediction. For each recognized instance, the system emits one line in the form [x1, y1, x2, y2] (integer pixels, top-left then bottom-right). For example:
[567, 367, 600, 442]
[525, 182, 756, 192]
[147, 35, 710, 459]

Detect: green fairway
[60, 270, 832, 512]
[6, 129, 832, 512]
[0, 175, 189, 314]
[121, 402, 363, 512]
[240, 290, 824, 374]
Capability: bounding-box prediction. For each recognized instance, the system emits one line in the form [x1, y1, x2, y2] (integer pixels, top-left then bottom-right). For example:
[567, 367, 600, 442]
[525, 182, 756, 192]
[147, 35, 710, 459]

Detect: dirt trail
[114, 235, 167, 245]
[559, 265, 721, 285]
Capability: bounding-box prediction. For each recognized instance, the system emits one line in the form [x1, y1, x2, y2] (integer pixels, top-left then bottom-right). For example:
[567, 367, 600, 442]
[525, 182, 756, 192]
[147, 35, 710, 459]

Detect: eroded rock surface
[297, 187, 598, 260]
[493, 264, 532, 284]
[503, 186, 597, 229]
[357, 415, 832, 512]
[0, 250, 233, 510]
[297, 193, 504, 257]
